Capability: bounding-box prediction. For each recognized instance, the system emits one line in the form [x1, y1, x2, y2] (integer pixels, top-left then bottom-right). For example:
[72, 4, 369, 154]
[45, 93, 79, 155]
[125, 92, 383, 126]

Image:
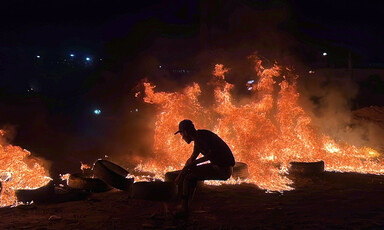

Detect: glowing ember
[0, 141, 51, 207]
[80, 162, 91, 173]
[60, 173, 70, 182]
[139, 55, 384, 191]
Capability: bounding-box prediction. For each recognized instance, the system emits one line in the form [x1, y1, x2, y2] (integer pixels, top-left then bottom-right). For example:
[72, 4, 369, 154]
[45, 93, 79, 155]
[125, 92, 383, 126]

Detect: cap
[174, 119, 195, 135]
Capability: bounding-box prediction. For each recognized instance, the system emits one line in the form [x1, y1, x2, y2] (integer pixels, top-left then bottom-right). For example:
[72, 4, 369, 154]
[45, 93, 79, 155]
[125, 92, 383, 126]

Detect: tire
[232, 162, 249, 179]
[132, 181, 177, 201]
[164, 170, 181, 183]
[93, 160, 134, 191]
[53, 186, 91, 203]
[15, 180, 55, 203]
[67, 173, 113, 192]
[289, 161, 325, 176]
[164, 170, 204, 186]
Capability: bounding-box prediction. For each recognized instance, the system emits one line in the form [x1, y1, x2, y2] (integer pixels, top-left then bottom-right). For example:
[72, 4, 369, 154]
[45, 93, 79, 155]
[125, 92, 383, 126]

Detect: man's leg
[181, 171, 197, 213]
[180, 164, 229, 213]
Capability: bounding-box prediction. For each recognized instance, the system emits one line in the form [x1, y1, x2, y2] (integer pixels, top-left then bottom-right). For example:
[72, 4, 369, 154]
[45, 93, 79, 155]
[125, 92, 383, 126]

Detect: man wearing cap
[174, 119, 235, 215]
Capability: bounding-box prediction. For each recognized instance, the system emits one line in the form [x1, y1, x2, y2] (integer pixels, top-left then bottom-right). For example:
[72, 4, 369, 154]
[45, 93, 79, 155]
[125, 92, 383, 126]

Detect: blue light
[86, 57, 91, 61]
[94, 109, 101, 115]
[70, 54, 75, 57]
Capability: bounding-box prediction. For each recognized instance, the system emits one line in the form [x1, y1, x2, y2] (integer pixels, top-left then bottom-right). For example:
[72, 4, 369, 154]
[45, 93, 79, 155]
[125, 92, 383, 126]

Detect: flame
[80, 162, 91, 173]
[60, 173, 70, 182]
[139, 55, 384, 191]
[0, 141, 51, 207]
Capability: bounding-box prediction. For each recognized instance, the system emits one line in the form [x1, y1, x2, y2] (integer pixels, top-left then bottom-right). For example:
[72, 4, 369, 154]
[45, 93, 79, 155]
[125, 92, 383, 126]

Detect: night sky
[1, 0, 383, 59]
[0, 0, 383, 176]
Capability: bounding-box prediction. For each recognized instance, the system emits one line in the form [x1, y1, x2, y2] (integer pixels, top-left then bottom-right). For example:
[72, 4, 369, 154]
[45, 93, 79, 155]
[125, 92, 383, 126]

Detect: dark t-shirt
[193, 129, 235, 167]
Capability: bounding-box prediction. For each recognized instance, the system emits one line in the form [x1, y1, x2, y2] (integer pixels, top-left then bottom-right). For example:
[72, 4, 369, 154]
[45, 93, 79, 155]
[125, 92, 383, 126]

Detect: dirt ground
[1, 172, 384, 230]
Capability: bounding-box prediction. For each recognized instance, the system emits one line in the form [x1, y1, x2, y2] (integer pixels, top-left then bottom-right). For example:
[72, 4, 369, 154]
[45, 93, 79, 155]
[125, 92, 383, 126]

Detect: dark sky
[0, 0, 198, 49]
[290, 0, 384, 62]
[1, 0, 383, 59]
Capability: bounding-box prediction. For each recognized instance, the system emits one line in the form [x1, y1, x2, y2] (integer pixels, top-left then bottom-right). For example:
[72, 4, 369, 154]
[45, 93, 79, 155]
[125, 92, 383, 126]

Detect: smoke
[298, 72, 384, 151]
[0, 125, 17, 145]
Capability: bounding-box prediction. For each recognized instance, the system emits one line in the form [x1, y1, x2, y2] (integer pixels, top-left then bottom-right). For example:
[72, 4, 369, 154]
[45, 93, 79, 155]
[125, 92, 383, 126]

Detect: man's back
[193, 129, 235, 167]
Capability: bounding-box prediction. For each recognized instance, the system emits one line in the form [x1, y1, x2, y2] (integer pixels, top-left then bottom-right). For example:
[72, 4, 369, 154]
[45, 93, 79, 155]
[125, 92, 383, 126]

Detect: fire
[80, 162, 91, 173]
[0, 141, 51, 207]
[140, 55, 384, 191]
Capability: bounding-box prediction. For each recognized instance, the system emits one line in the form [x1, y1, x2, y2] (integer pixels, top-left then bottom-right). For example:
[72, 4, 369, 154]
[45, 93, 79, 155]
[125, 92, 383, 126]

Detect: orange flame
[80, 162, 91, 173]
[0, 141, 51, 207]
[140, 56, 384, 191]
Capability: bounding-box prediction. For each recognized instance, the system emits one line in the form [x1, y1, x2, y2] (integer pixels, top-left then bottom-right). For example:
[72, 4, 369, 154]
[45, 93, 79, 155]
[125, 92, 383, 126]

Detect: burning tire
[67, 173, 113, 192]
[289, 161, 325, 176]
[15, 180, 55, 203]
[93, 160, 134, 191]
[132, 181, 177, 201]
[232, 162, 249, 179]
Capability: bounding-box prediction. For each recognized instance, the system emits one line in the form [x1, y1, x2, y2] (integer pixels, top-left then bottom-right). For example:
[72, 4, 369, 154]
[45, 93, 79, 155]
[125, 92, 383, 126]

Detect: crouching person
[174, 119, 235, 217]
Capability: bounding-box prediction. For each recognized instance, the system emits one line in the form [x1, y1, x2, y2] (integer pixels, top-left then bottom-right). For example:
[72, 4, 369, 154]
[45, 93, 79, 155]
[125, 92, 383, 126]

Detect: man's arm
[191, 156, 209, 166]
[174, 149, 200, 184]
[184, 149, 200, 169]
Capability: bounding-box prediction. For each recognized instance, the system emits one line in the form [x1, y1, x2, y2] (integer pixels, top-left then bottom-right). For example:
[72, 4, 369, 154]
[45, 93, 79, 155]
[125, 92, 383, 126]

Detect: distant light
[36, 55, 41, 59]
[135, 108, 139, 112]
[70, 54, 75, 57]
[159, 65, 162, 68]
[93, 109, 101, 115]
[323, 52, 327, 56]
[247, 80, 255, 84]
[99, 58, 102, 61]
[309, 70, 315, 74]
[86, 57, 91, 61]
[247, 86, 253, 91]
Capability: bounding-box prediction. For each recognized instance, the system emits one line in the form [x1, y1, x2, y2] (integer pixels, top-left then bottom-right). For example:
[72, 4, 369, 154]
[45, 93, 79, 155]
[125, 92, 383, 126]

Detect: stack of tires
[16, 159, 135, 204]
[67, 159, 134, 192]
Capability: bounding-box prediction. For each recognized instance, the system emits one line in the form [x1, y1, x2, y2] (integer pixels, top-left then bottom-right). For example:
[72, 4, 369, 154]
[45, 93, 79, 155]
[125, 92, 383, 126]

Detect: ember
[139, 55, 384, 191]
[80, 162, 91, 173]
[0, 138, 51, 207]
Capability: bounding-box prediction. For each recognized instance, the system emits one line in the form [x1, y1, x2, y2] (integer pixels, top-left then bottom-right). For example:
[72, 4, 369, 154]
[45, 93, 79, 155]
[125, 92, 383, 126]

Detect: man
[174, 119, 235, 215]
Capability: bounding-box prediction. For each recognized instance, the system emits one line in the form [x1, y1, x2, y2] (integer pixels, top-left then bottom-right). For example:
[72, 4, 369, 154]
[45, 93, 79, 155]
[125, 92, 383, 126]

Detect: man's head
[175, 119, 196, 144]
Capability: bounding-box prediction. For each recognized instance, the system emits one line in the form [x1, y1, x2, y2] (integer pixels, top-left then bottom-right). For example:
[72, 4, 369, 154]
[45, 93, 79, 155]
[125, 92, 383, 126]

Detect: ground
[1, 171, 384, 229]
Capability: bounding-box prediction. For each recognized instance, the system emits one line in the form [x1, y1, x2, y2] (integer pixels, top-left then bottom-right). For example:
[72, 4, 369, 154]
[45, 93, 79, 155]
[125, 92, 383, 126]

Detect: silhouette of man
[174, 119, 235, 215]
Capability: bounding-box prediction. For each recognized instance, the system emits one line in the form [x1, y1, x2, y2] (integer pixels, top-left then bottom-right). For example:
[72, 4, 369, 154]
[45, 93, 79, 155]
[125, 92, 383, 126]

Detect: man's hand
[174, 159, 194, 184]
[174, 172, 182, 184]
[174, 168, 187, 184]
[185, 158, 193, 168]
